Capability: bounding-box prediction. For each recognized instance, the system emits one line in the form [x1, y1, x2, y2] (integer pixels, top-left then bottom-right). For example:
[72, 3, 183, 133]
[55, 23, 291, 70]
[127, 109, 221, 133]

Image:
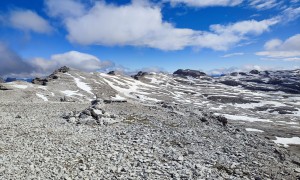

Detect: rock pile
[63, 98, 122, 126]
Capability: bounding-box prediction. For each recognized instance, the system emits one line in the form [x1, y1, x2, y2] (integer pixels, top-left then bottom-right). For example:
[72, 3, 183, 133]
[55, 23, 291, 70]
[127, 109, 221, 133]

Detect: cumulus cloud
[8, 10, 52, 34]
[0, 43, 34, 76]
[256, 34, 300, 61]
[31, 51, 113, 73]
[167, 0, 243, 7]
[45, 0, 278, 51]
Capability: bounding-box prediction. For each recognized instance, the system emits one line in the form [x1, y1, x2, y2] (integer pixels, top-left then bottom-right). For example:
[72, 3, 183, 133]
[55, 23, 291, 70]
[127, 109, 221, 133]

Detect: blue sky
[0, 0, 299, 77]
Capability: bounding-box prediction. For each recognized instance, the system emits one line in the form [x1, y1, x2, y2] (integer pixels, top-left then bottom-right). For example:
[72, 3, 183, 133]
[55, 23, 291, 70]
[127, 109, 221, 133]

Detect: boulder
[173, 69, 206, 78]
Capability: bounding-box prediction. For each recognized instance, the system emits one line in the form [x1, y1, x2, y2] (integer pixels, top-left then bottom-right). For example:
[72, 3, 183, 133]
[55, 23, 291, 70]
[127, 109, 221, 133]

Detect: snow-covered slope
[1, 68, 299, 144]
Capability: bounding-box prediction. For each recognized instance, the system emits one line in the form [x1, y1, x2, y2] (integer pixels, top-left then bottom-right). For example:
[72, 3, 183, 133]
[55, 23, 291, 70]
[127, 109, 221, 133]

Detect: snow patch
[36, 93, 48, 101]
[273, 137, 300, 147]
[11, 85, 28, 89]
[223, 114, 272, 123]
[111, 94, 127, 101]
[61, 90, 84, 97]
[245, 128, 264, 133]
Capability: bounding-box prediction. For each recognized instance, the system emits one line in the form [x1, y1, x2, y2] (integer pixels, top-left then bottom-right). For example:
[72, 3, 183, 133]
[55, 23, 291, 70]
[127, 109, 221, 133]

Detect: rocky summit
[0, 67, 300, 179]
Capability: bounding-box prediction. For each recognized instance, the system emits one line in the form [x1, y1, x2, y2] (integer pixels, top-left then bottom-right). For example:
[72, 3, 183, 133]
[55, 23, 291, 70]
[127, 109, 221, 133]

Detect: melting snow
[66, 73, 93, 95]
[223, 114, 272, 123]
[111, 94, 127, 101]
[245, 128, 264, 132]
[36, 93, 48, 101]
[273, 137, 300, 147]
[277, 121, 298, 125]
[74, 77, 93, 95]
[11, 85, 28, 89]
[61, 90, 84, 97]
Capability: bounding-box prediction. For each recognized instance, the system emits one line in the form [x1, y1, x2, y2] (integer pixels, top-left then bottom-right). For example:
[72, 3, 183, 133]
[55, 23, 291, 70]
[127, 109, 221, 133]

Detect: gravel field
[0, 100, 299, 179]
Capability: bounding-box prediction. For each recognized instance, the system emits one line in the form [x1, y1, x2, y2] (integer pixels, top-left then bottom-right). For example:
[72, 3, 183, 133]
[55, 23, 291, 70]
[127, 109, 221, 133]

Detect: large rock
[173, 69, 206, 78]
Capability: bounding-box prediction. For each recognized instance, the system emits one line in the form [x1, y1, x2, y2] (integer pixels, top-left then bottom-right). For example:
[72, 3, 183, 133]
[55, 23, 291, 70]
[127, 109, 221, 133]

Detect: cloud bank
[167, 0, 243, 7]
[0, 43, 34, 76]
[0, 44, 113, 77]
[45, 0, 279, 51]
[256, 34, 300, 61]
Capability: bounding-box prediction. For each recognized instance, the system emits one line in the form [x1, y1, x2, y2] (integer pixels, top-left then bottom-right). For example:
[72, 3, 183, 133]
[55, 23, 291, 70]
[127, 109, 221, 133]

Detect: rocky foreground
[0, 67, 300, 179]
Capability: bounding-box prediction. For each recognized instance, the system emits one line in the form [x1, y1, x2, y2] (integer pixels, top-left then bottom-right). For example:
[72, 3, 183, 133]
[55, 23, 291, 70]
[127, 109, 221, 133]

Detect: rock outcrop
[173, 69, 206, 78]
[32, 66, 70, 86]
[131, 71, 148, 80]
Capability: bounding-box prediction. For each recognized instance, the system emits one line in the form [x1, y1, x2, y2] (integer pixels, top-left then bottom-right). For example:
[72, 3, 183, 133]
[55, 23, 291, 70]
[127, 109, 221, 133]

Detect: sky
[0, 0, 299, 77]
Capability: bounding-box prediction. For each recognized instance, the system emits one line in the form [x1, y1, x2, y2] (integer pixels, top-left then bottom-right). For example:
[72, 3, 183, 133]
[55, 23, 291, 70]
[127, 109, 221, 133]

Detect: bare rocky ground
[0, 67, 300, 179]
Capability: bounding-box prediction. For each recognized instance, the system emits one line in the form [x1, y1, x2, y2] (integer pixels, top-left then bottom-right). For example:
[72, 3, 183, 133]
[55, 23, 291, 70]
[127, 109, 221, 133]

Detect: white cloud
[8, 10, 52, 34]
[45, 0, 86, 18]
[249, 0, 281, 10]
[210, 18, 278, 35]
[46, 0, 278, 51]
[281, 7, 300, 22]
[30, 51, 113, 73]
[167, 0, 243, 7]
[264, 39, 282, 50]
[222, 52, 244, 58]
[256, 34, 300, 61]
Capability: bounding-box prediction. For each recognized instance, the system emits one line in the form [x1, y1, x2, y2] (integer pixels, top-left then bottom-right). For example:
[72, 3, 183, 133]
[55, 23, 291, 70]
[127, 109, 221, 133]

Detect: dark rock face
[220, 80, 242, 86]
[0, 77, 4, 83]
[207, 96, 259, 104]
[239, 72, 247, 76]
[32, 78, 48, 86]
[54, 66, 70, 73]
[132, 71, 148, 80]
[5, 77, 17, 82]
[218, 69, 300, 94]
[108, 71, 116, 75]
[249, 70, 260, 74]
[173, 69, 206, 78]
[230, 72, 238, 76]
